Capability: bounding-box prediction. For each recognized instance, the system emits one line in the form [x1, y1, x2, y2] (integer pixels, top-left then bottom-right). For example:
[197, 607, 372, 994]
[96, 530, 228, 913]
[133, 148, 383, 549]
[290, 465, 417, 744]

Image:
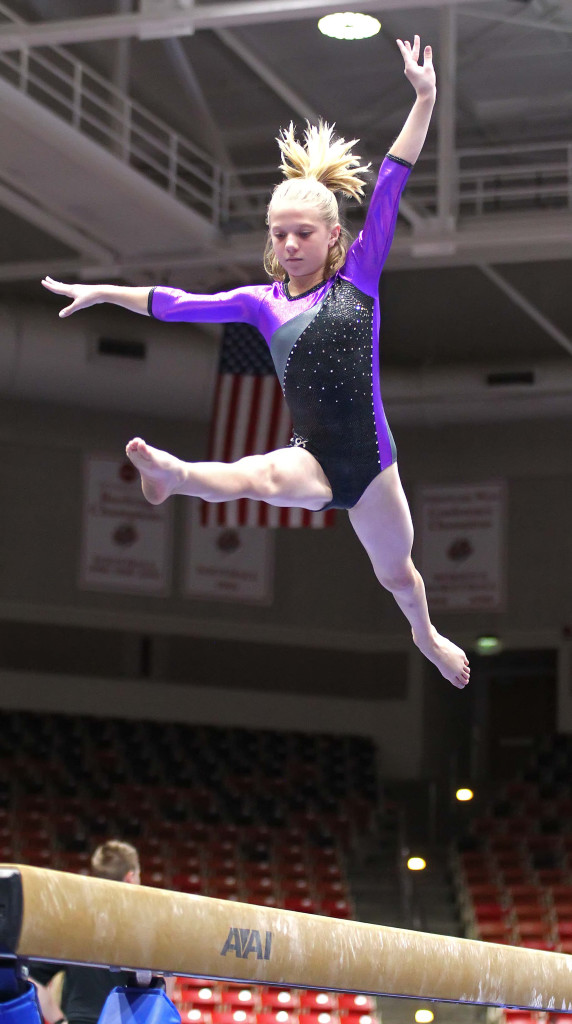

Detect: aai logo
[220, 927, 273, 960]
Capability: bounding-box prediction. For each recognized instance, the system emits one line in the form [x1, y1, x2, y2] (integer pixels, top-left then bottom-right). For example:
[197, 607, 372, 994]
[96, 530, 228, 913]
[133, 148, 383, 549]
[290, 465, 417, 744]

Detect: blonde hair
[91, 840, 139, 882]
[264, 121, 369, 282]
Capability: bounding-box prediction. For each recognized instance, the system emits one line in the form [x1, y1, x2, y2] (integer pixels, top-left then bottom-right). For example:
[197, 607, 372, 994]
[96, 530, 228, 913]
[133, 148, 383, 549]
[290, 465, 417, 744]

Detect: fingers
[59, 302, 78, 318]
[41, 275, 82, 316]
[396, 34, 431, 66]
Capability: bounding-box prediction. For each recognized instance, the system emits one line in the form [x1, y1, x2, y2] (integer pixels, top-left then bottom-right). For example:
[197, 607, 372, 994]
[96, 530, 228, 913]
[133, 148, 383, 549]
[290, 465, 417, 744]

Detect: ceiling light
[407, 856, 427, 871]
[415, 1011, 435, 1024]
[318, 12, 381, 40]
[456, 787, 474, 802]
[475, 635, 502, 654]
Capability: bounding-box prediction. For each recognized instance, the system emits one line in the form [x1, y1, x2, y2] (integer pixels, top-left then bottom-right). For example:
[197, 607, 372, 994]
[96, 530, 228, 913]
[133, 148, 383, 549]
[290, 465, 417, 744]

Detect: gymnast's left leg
[348, 463, 470, 689]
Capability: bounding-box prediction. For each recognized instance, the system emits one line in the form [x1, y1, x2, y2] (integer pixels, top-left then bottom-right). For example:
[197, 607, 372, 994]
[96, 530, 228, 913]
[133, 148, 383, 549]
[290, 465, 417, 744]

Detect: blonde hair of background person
[91, 839, 140, 883]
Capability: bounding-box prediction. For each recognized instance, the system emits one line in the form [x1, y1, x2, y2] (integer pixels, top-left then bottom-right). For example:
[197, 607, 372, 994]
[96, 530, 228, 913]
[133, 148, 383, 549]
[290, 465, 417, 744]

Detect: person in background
[31, 840, 176, 1024]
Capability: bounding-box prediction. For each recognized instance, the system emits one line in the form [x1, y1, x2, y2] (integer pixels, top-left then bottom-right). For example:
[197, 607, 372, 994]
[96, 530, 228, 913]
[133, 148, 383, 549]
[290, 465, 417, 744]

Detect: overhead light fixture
[456, 787, 474, 802]
[407, 856, 427, 871]
[415, 1011, 435, 1024]
[318, 12, 381, 40]
[475, 635, 502, 655]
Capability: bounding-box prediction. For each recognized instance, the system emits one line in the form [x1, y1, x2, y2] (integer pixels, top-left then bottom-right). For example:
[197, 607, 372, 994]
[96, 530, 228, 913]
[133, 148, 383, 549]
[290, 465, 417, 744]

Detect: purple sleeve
[149, 284, 267, 327]
[341, 154, 412, 297]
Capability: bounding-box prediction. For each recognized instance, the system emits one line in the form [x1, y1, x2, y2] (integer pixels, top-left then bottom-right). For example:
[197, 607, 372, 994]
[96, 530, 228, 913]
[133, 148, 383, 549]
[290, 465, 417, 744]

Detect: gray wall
[2, 338, 572, 777]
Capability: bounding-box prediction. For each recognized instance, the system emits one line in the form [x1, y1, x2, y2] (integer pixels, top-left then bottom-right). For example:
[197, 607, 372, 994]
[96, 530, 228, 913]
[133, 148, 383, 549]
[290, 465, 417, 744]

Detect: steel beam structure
[0, 0, 498, 51]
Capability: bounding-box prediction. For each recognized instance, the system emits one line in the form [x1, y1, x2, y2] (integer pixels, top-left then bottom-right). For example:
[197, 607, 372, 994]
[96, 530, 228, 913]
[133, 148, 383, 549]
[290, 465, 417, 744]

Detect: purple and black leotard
[149, 153, 412, 510]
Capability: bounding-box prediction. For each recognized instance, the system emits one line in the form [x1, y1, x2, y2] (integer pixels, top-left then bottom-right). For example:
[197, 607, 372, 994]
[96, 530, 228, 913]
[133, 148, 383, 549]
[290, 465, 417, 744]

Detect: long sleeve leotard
[149, 153, 412, 509]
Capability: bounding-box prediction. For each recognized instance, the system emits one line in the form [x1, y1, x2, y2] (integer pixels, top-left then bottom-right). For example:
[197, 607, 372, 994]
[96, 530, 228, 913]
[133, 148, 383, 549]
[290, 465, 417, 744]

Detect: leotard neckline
[282, 278, 329, 301]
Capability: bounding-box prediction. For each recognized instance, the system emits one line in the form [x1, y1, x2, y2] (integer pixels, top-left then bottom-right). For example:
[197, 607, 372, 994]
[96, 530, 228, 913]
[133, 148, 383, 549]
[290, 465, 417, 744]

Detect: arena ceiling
[0, 0, 572, 373]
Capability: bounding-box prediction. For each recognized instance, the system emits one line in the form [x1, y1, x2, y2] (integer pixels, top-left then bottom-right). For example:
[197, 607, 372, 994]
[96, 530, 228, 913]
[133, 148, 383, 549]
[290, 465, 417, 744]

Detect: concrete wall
[2, 297, 571, 778]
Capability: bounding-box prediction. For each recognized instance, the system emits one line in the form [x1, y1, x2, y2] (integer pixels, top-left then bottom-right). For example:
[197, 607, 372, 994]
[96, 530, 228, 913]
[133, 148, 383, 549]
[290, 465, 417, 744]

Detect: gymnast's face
[269, 201, 340, 285]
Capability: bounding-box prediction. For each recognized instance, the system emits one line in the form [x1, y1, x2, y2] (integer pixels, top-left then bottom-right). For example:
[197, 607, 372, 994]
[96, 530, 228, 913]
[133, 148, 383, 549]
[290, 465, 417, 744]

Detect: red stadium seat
[468, 884, 503, 902]
[221, 989, 258, 1010]
[172, 873, 205, 894]
[212, 1013, 256, 1024]
[178, 978, 212, 992]
[248, 893, 279, 907]
[337, 996, 375, 1014]
[283, 897, 317, 913]
[476, 921, 514, 942]
[257, 1012, 300, 1024]
[299, 1014, 340, 1024]
[209, 875, 240, 894]
[244, 878, 275, 895]
[282, 879, 311, 895]
[260, 992, 301, 1011]
[299, 994, 339, 1012]
[552, 902, 572, 920]
[182, 1010, 213, 1024]
[320, 899, 352, 919]
[516, 920, 551, 939]
[183, 988, 223, 1009]
[473, 903, 505, 922]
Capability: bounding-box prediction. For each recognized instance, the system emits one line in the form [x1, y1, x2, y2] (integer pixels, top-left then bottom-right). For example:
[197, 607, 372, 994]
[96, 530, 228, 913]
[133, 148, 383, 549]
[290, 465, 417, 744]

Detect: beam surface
[3, 865, 572, 1010]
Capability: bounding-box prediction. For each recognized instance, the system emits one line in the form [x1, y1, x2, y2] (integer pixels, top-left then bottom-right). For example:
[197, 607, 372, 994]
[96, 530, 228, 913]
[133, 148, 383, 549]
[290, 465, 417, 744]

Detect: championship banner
[80, 454, 172, 595]
[418, 481, 506, 612]
[184, 502, 274, 604]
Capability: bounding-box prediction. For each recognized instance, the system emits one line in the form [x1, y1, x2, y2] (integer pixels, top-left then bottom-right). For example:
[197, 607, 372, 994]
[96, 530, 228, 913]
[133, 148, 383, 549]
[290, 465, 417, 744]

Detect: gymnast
[42, 35, 469, 690]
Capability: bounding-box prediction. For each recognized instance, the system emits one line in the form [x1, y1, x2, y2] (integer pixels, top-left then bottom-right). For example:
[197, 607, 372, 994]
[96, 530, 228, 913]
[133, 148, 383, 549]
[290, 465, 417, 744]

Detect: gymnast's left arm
[390, 35, 436, 166]
[342, 35, 435, 293]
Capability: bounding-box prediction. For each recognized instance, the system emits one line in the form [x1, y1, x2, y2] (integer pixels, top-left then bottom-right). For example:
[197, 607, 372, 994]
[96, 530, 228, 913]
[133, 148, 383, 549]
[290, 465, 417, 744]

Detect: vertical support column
[436, 6, 457, 229]
[113, 0, 133, 159]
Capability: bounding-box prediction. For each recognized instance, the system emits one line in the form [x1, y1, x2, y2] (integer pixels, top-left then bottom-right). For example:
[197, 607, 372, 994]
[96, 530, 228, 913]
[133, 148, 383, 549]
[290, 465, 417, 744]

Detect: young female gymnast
[42, 35, 469, 690]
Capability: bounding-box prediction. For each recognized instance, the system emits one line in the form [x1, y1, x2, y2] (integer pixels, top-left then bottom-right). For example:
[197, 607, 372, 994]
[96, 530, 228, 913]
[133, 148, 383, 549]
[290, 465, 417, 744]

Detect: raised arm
[390, 35, 436, 165]
[341, 35, 435, 295]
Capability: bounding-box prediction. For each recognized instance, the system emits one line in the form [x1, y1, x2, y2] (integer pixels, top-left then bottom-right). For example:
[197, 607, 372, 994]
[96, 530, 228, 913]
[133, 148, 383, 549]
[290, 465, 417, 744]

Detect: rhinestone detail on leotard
[280, 277, 381, 505]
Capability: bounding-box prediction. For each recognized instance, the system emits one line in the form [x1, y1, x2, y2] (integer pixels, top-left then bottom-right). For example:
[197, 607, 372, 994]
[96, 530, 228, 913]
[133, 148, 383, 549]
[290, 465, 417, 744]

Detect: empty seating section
[0, 710, 382, 1021]
[172, 983, 379, 1024]
[451, 735, 572, 955]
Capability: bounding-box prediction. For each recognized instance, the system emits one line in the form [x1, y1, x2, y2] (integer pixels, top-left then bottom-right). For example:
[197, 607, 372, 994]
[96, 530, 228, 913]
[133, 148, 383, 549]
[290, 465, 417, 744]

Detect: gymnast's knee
[375, 558, 418, 594]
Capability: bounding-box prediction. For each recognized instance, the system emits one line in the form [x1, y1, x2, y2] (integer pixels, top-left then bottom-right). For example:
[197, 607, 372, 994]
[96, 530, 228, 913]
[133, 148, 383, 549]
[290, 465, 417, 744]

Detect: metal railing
[0, 1, 570, 235]
[0, 1, 223, 224]
[225, 141, 572, 231]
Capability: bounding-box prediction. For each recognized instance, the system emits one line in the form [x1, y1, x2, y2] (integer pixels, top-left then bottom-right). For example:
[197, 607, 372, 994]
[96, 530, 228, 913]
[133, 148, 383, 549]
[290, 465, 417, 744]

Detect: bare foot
[413, 627, 470, 689]
[125, 437, 185, 505]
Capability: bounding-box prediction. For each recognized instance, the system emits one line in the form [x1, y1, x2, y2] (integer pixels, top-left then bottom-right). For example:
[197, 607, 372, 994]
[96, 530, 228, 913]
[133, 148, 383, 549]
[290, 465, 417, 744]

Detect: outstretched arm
[389, 35, 436, 165]
[41, 276, 150, 317]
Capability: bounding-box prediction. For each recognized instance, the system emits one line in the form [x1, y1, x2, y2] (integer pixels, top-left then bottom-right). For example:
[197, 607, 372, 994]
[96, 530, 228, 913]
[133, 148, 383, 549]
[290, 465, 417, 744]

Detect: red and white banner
[418, 481, 506, 612]
[185, 502, 274, 604]
[80, 454, 172, 595]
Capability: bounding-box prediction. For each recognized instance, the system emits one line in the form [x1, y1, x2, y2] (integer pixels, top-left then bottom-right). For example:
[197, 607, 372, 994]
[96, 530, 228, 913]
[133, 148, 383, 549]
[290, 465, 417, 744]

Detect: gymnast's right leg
[125, 437, 333, 511]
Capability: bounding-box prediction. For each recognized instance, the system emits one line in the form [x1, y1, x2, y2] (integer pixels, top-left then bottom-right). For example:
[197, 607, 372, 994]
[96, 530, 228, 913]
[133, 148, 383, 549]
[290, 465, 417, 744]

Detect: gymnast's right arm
[41, 276, 266, 326]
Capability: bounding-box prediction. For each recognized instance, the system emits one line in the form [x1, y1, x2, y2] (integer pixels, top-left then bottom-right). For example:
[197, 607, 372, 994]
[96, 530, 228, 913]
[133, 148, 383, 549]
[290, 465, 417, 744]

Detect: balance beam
[2, 865, 572, 1010]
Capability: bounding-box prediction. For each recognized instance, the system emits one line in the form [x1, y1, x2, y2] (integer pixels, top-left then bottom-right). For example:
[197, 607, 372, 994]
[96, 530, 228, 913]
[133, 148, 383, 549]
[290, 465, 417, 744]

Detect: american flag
[201, 322, 335, 528]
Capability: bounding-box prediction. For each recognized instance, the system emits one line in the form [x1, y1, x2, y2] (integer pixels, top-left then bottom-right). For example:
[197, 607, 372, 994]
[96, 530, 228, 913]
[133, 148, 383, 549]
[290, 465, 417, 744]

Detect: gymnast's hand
[41, 276, 104, 317]
[396, 35, 436, 101]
